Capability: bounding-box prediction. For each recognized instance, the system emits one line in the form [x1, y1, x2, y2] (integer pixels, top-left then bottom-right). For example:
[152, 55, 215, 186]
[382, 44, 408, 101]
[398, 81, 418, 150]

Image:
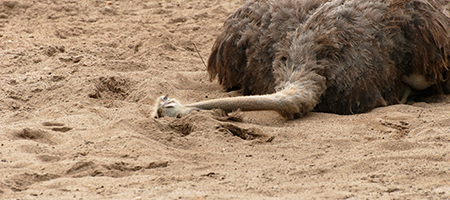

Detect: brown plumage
[154, 0, 450, 120]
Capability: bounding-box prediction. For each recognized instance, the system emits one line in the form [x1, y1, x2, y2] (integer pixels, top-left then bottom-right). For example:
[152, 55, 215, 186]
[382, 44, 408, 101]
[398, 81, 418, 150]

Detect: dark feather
[208, 0, 450, 116]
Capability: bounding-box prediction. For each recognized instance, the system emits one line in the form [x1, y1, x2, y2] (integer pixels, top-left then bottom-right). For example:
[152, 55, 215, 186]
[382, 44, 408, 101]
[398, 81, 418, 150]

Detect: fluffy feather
[207, 0, 450, 116]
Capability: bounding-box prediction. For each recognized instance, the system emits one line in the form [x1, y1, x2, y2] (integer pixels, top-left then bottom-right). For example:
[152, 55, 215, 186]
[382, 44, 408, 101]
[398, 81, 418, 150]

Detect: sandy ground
[1, 0, 450, 199]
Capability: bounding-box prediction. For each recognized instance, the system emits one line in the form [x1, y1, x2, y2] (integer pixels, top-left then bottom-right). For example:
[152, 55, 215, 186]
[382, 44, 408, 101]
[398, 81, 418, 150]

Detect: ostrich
[154, 0, 450, 120]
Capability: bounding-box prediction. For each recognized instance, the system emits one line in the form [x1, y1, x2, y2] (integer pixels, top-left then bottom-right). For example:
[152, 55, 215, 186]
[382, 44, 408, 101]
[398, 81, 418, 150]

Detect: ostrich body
[154, 0, 450, 120]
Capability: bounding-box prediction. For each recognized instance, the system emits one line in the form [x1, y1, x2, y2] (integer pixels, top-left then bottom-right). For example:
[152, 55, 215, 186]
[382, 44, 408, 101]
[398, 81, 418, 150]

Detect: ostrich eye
[163, 96, 168, 101]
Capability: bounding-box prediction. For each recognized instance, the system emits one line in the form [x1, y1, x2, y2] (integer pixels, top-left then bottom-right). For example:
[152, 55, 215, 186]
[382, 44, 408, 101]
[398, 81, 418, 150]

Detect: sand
[1, 0, 450, 199]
